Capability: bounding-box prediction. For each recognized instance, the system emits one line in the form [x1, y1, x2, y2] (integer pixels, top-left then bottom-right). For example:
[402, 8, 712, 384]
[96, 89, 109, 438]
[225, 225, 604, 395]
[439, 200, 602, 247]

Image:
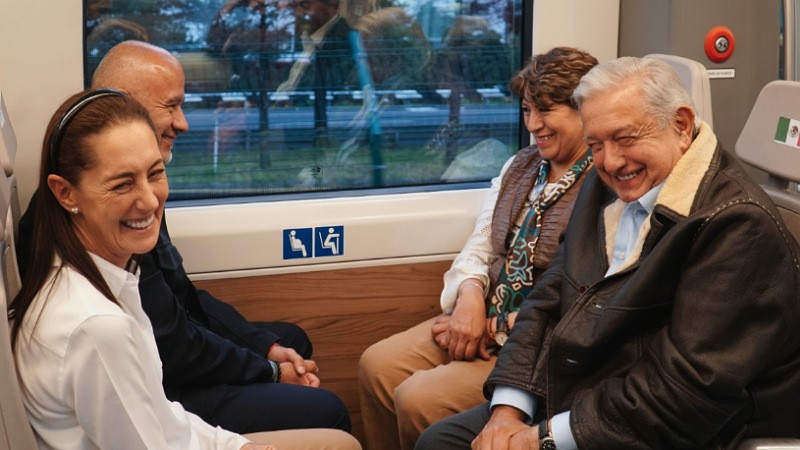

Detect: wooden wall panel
[194, 260, 451, 444]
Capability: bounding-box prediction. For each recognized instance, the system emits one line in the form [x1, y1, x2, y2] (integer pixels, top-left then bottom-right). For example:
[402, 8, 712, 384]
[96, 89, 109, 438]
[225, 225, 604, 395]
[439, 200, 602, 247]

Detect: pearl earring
[71, 207, 79, 214]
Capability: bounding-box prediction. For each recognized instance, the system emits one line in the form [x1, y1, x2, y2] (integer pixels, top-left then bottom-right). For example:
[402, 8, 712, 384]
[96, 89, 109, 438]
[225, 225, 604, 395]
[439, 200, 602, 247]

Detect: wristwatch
[268, 360, 281, 383]
[539, 419, 557, 450]
[494, 313, 510, 346]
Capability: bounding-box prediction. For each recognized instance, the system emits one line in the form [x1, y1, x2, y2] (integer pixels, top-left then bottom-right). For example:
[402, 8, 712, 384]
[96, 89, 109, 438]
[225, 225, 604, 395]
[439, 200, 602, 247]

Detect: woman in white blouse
[358, 47, 599, 450]
[9, 89, 359, 450]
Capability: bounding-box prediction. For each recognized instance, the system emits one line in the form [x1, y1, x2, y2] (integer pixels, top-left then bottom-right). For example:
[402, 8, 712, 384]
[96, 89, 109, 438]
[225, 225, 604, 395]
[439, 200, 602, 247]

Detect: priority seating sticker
[283, 226, 344, 259]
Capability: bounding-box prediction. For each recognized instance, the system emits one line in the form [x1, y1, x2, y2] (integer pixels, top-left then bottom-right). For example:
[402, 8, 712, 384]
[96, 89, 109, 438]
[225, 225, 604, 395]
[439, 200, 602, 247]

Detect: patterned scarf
[488, 150, 592, 318]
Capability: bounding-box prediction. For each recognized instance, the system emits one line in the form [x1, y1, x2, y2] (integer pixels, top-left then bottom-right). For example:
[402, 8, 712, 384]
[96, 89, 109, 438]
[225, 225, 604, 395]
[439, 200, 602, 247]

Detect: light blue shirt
[606, 182, 663, 276]
[490, 182, 665, 449]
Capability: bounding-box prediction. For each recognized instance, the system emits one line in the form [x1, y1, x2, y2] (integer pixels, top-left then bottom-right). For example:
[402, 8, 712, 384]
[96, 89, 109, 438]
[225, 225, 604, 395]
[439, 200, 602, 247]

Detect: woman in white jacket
[9, 89, 358, 450]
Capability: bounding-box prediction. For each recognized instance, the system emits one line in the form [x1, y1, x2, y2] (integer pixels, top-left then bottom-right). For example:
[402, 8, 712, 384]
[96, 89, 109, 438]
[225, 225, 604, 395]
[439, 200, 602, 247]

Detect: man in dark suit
[17, 40, 351, 435]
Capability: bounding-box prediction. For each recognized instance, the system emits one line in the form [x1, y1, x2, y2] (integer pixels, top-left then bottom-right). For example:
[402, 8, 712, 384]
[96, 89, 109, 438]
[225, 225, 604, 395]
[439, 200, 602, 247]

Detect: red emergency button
[704, 25, 735, 63]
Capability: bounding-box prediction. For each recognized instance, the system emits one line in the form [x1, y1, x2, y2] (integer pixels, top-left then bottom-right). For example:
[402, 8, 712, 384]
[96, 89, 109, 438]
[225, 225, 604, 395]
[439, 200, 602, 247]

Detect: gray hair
[572, 56, 701, 131]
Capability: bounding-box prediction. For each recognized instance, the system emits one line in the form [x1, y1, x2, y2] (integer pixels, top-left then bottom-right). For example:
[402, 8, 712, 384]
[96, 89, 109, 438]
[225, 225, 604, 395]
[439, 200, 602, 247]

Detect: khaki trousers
[358, 316, 496, 450]
[245, 428, 362, 449]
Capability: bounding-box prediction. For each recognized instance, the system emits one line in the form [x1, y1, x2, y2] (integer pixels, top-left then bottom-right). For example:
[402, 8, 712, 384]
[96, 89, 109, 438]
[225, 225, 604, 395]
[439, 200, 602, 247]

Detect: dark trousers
[415, 402, 492, 450]
[176, 381, 351, 434]
[171, 321, 350, 434]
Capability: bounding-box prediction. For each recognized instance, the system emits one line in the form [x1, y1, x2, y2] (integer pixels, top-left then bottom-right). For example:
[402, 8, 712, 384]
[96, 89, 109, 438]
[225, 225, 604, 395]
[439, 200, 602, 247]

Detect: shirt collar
[632, 180, 665, 215]
[87, 252, 138, 299]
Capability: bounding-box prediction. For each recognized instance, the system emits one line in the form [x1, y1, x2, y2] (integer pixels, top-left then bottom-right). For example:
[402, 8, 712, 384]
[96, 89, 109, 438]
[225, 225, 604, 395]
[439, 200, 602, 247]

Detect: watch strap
[539, 419, 557, 450]
[494, 312, 510, 346]
[268, 360, 281, 383]
[538, 419, 549, 439]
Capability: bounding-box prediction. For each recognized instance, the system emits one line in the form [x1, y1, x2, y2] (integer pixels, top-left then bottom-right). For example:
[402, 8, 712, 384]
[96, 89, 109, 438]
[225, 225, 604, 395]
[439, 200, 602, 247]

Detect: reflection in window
[84, 0, 525, 200]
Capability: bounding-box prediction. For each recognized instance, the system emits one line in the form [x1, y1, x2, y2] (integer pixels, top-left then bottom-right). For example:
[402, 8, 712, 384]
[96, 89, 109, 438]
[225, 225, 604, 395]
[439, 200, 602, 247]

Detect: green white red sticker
[775, 116, 800, 148]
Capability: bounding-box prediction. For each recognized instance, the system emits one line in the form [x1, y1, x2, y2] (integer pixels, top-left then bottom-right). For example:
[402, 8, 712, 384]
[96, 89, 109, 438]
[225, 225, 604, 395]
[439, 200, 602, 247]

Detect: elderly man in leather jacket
[416, 57, 800, 449]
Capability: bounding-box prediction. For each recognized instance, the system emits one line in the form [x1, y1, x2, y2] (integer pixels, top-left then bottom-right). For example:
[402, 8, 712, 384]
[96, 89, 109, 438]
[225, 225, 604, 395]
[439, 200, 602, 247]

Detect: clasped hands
[470, 406, 543, 450]
[267, 345, 320, 387]
[431, 284, 517, 361]
[236, 345, 318, 450]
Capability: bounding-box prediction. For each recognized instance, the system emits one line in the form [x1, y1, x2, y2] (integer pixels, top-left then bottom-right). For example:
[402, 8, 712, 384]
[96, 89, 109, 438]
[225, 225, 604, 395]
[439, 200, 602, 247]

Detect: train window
[83, 0, 526, 201]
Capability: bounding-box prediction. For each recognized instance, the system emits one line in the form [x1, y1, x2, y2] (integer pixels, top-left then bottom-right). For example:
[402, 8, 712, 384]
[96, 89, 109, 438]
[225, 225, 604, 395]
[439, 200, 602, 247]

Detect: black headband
[48, 88, 125, 174]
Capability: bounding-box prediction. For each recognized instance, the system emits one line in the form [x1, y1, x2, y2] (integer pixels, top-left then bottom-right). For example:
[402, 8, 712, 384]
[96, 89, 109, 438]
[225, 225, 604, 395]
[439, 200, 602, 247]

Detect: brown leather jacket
[486, 124, 800, 448]
[487, 146, 587, 301]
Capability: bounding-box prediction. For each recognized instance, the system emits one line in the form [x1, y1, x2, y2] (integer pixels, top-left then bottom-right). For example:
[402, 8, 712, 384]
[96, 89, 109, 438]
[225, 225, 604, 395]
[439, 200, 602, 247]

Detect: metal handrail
[783, 0, 796, 80]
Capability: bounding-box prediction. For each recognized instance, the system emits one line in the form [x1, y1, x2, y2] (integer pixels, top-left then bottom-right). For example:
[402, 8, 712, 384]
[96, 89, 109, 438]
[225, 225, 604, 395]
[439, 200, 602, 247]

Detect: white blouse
[14, 253, 249, 450]
[440, 154, 550, 314]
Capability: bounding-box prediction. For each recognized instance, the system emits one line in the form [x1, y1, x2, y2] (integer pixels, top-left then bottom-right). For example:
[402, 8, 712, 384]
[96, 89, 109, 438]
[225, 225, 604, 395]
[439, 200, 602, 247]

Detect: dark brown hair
[509, 46, 598, 111]
[9, 90, 155, 346]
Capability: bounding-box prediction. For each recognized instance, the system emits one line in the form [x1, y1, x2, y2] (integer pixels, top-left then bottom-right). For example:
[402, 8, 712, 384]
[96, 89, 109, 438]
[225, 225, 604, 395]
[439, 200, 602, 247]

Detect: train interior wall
[618, 0, 782, 182]
[194, 260, 450, 442]
[4, 0, 788, 445]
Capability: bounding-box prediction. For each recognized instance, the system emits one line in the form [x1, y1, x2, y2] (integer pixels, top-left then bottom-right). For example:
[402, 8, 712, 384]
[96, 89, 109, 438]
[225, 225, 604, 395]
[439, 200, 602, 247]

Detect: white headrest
[645, 54, 714, 129]
[736, 80, 800, 184]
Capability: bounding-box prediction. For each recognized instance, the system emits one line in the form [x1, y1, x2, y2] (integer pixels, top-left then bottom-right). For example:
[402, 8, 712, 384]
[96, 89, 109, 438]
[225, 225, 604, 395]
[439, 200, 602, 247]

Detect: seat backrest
[0, 168, 36, 449]
[736, 80, 800, 186]
[0, 85, 19, 240]
[0, 84, 16, 179]
[645, 53, 714, 129]
[735, 80, 800, 247]
[0, 270, 37, 450]
[7, 174, 19, 242]
[0, 85, 33, 445]
[733, 82, 800, 450]
[0, 179, 19, 304]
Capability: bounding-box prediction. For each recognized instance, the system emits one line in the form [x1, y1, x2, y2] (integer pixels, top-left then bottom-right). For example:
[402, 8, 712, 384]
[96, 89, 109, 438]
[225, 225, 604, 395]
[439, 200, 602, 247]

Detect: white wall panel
[0, 0, 83, 208]
[532, 0, 619, 62]
[170, 188, 488, 278]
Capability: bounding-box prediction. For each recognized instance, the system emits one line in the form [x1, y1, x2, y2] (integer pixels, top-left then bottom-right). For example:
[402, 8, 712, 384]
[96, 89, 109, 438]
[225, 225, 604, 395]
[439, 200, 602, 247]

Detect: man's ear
[674, 105, 696, 152]
[46, 174, 78, 213]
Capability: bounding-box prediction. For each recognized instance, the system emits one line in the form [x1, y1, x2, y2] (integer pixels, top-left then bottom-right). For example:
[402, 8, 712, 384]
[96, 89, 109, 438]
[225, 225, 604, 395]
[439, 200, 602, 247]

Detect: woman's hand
[447, 280, 490, 361]
[279, 360, 320, 387]
[431, 315, 452, 351]
[471, 406, 530, 450]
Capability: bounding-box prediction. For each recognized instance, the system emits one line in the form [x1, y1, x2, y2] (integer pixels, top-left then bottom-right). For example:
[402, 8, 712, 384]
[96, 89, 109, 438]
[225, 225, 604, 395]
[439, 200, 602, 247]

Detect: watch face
[495, 331, 508, 346]
[540, 437, 557, 450]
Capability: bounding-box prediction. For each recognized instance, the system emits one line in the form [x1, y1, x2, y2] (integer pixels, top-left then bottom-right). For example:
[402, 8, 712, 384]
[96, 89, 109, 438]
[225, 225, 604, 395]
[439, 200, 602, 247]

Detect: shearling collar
[655, 121, 718, 217]
[603, 121, 718, 271]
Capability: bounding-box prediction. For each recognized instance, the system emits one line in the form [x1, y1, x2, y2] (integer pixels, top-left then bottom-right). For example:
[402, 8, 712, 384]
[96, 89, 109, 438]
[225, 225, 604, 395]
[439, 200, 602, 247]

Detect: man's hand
[508, 426, 540, 449]
[268, 345, 309, 376]
[279, 360, 320, 387]
[471, 406, 530, 450]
